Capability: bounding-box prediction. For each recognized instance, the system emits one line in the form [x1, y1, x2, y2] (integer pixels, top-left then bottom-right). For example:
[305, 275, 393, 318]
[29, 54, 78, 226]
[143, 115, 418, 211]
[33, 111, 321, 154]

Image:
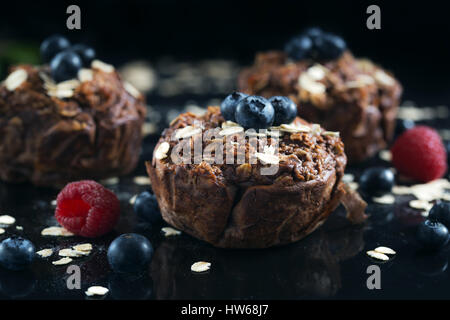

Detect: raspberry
[391, 126, 447, 183]
[55, 180, 120, 237]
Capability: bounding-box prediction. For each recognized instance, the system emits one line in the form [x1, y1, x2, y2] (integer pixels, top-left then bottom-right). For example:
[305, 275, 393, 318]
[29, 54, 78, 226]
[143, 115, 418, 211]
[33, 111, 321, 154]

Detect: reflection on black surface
[151, 216, 365, 299]
[108, 273, 153, 300]
[413, 251, 449, 277]
[0, 268, 36, 299]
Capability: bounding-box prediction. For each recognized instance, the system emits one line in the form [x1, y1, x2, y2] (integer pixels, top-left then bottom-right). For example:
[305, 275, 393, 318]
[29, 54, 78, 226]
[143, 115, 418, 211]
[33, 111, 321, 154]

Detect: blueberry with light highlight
[133, 191, 162, 225]
[0, 237, 35, 271]
[220, 92, 248, 122]
[71, 44, 96, 66]
[107, 233, 154, 274]
[235, 95, 274, 129]
[40, 35, 71, 63]
[417, 220, 449, 250]
[269, 96, 297, 126]
[50, 51, 82, 83]
[429, 201, 450, 228]
[359, 167, 395, 196]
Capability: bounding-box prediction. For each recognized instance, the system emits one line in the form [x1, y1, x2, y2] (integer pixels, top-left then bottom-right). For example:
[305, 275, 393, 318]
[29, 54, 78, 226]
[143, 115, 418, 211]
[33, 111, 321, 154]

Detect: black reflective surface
[0, 58, 449, 300]
[0, 128, 448, 300]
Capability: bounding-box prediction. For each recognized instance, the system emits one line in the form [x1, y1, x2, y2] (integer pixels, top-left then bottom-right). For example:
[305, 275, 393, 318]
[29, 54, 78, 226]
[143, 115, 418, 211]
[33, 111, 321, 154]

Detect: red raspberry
[391, 126, 447, 183]
[55, 180, 120, 237]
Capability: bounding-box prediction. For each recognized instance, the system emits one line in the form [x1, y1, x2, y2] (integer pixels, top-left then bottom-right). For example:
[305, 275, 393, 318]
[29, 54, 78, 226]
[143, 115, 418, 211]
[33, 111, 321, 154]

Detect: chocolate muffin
[238, 30, 402, 163]
[0, 61, 146, 187]
[146, 106, 366, 248]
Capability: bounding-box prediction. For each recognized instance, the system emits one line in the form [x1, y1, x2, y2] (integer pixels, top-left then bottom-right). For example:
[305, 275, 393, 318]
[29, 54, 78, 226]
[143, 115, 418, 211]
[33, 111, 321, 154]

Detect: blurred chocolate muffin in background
[238, 28, 402, 163]
[0, 35, 146, 187]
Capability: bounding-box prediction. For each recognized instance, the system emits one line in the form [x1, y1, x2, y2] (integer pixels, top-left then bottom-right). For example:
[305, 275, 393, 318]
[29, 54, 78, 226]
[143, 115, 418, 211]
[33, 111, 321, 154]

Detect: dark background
[0, 0, 449, 100]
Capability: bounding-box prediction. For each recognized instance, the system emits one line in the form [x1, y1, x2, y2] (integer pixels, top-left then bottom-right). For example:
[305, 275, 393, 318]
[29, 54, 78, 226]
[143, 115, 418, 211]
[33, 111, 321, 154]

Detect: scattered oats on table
[374, 246, 396, 255]
[59, 248, 85, 258]
[366, 250, 390, 261]
[41, 226, 74, 237]
[409, 199, 433, 212]
[162, 227, 181, 237]
[100, 177, 119, 185]
[191, 261, 211, 273]
[0, 215, 15, 225]
[85, 286, 109, 297]
[52, 257, 73, 265]
[129, 194, 138, 205]
[36, 248, 53, 258]
[372, 194, 395, 205]
[0, 228, 5, 235]
[73, 243, 93, 252]
[379, 150, 392, 162]
[133, 176, 151, 185]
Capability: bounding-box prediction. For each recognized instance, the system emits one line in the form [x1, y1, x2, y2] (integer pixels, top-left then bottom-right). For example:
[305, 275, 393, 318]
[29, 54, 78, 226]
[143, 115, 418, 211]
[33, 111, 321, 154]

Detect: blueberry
[235, 95, 275, 129]
[107, 233, 154, 274]
[285, 28, 346, 61]
[395, 119, 415, 137]
[220, 92, 248, 122]
[0, 237, 35, 271]
[312, 33, 346, 60]
[417, 220, 449, 250]
[71, 44, 96, 66]
[133, 191, 163, 225]
[269, 96, 297, 126]
[284, 35, 313, 61]
[40, 34, 71, 63]
[50, 50, 82, 83]
[429, 201, 450, 228]
[303, 27, 323, 39]
[359, 167, 395, 196]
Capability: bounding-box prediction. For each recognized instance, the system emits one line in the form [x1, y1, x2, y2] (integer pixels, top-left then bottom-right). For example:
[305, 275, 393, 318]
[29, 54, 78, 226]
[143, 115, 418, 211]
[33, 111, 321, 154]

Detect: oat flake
[59, 248, 85, 258]
[0, 228, 5, 235]
[73, 243, 92, 252]
[41, 226, 74, 237]
[133, 176, 151, 185]
[162, 227, 181, 237]
[85, 286, 109, 297]
[347, 182, 359, 191]
[101, 177, 119, 185]
[374, 246, 396, 255]
[124, 81, 141, 98]
[154, 142, 170, 160]
[366, 250, 389, 261]
[221, 121, 240, 129]
[36, 248, 53, 258]
[4, 69, 27, 91]
[379, 150, 392, 162]
[78, 68, 93, 82]
[91, 60, 114, 73]
[175, 126, 202, 139]
[255, 152, 279, 165]
[0, 215, 15, 225]
[219, 126, 244, 136]
[52, 257, 73, 265]
[409, 199, 433, 211]
[342, 174, 355, 183]
[129, 194, 138, 205]
[372, 194, 395, 205]
[191, 261, 211, 273]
